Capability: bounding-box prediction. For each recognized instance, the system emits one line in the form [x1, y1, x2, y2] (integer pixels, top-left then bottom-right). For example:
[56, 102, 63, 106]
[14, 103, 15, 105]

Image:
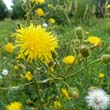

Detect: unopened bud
[69, 87, 79, 99]
[75, 26, 85, 40]
[74, 40, 80, 50]
[101, 54, 110, 64]
[80, 45, 90, 57]
[88, 86, 97, 91]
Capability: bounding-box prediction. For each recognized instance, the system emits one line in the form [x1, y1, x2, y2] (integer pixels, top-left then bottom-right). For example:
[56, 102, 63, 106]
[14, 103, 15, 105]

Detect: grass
[0, 19, 17, 42]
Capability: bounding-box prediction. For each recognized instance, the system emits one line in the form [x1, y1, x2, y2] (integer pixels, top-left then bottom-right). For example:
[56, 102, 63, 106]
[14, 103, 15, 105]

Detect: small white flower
[86, 89, 110, 110]
[42, 23, 48, 28]
[1, 69, 8, 76]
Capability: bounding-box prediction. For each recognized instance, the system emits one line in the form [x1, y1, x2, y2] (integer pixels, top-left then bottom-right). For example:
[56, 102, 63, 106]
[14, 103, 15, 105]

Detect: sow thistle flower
[54, 100, 62, 109]
[25, 71, 33, 81]
[31, 0, 45, 4]
[49, 18, 56, 24]
[61, 88, 70, 100]
[6, 102, 23, 110]
[36, 8, 45, 17]
[63, 55, 75, 65]
[99, 73, 105, 79]
[13, 24, 58, 63]
[86, 89, 110, 110]
[87, 36, 101, 46]
[107, 4, 110, 9]
[5, 42, 14, 53]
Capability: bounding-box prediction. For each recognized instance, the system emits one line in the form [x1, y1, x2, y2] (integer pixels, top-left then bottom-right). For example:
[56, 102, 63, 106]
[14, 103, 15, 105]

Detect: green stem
[64, 59, 101, 79]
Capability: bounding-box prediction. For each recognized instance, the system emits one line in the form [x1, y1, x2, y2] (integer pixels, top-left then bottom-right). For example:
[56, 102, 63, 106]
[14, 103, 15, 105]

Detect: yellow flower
[14, 65, 19, 70]
[13, 24, 58, 63]
[85, 31, 89, 35]
[63, 55, 75, 65]
[25, 71, 33, 81]
[5, 42, 14, 53]
[6, 102, 23, 110]
[49, 18, 55, 24]
[99, 73, 105, 79]
[61, 88, 70, 100]
[87, 36, 101, 45]
[54, 100, 62, 109]
[31, 0, 45, 4]
[36, 8, 45, 17]
[107, 4, 110, 9]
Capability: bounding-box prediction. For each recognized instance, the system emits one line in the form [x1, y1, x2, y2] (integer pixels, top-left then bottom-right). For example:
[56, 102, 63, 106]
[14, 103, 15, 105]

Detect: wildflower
[54, 100, 62, 109]
[61, 88, 70, 100]
[1, 69, 8, 76]
[86, 89, 110, 110]
[42, 23, 48, 28]
[63, 55, 75, 65]
[13, 24, 58, 63]
[99, 73, 105, 79]
[5, 42, 14, 53]
[107, 4, 110, 9]
[87, 36, 101, 45]
[85, 31, 89, 35]
[25, 71, 33, 81]
[36, 8, 45, 17]
[31, 0, 45, 4]
[6, 102, 23, 110]
[14, 65, 19, 70]
[49, 18, 55, 24]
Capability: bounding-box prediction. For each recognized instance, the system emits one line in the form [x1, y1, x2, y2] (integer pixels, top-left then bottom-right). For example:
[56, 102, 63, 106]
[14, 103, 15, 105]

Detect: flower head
[42, 23, 48, 28]
[6, 102, 23, 110]
[85, 31, 89, 35]
[1, 69, 8, 76]
[87, 36, 101, 45]
[31, 0, 45, 4]
[13, 24, 58, 63]
[25, 71, 33, 81]
[61, 88, 70, 100]
[107, 4, 110, 9]
[5, 42, 14, 53]
[99, 73, 105, 79]
[49, 18, 55, 24]
[36, 8, 45, 17]
[86, 89, 110, 110]
[54, 100, 62, 109]
[63, 55, 75, 65]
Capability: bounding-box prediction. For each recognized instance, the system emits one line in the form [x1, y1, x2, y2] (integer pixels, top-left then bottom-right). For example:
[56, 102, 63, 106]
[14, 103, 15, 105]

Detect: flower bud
[69, 87, 79, 99]
[74, 40, 80, 48]
[101, 54, 110, 64]
[75, 26, 85, 40]
[80, 45, 90, 57]
[88, 86, 97, 91]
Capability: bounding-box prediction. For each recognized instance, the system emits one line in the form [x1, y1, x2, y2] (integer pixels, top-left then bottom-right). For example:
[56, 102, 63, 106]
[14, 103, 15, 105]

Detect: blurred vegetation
[0, 0, 8, 20]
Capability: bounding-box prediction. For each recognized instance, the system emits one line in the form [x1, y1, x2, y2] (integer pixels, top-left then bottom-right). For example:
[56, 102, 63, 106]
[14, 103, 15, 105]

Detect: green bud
[69, 87, 79, 99]
[80, 45, 90, 57]
[101, 54, 110, 64]
[75, 26, 85, 40]
[74, 39, 80, 50]
[88, 86, 97, 91]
